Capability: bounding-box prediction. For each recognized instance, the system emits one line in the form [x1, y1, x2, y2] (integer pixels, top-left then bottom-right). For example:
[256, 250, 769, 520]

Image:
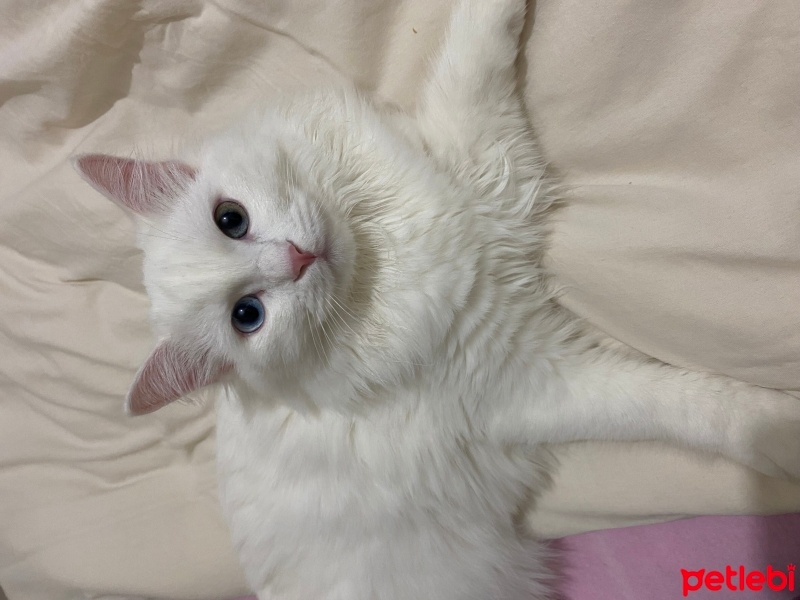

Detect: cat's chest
[216, 388, 457, 495]
[214, 386, 532, 524]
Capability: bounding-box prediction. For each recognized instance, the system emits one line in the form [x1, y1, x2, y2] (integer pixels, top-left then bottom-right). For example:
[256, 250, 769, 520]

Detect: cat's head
[73, 96, 475, 415]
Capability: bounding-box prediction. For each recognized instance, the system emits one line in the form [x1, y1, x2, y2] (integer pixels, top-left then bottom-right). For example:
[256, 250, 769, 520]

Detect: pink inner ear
[126, 341, 230, 416]
[73, 154, 196, 215]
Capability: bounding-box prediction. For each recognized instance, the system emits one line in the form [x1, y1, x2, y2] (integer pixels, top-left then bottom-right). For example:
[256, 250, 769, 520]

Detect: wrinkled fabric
[1, 0, 798, 598]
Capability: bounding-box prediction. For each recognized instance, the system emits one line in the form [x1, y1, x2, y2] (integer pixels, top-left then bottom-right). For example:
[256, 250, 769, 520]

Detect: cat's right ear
[126, 339, 231, 416]
[72, 154, 196, 215]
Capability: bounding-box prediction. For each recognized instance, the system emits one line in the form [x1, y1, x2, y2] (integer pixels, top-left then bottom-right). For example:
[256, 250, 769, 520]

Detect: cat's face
[74, 94, 475, 414]
[143, 138, 358, 396]
[74, 130, 362, 413]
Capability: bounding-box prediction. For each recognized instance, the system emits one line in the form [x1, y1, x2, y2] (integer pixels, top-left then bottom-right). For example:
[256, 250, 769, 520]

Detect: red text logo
[681, 564, 795, 596]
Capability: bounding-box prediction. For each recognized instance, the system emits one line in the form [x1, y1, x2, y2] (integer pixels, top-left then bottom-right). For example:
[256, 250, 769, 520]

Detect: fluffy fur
[74, 0, 800, 597]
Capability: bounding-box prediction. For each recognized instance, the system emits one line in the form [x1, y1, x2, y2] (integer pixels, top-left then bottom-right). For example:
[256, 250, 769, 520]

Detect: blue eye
[231, 296, 264, 333]
[215, 200, 248, 239]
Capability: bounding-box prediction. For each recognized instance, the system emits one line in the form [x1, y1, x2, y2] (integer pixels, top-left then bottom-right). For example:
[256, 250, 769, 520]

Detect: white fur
[91, 0, 800, 597]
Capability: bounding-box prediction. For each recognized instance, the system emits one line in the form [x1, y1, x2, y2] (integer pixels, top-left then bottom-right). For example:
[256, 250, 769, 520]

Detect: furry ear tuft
[72, 154, 196, 215]
[126, 340, 230, 416]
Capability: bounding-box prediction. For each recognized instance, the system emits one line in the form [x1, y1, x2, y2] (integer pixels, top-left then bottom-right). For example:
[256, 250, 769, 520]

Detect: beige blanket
[1, 1, 799, 598]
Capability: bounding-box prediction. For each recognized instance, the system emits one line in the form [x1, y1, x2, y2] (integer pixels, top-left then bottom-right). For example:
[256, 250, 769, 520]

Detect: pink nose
[288, 242, 316, 280]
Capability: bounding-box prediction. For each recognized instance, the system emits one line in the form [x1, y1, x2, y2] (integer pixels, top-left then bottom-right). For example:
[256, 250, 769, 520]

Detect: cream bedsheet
[1, 1, 799, 598]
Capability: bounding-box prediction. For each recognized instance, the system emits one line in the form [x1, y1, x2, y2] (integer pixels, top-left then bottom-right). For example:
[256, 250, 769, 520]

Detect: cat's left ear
[72, 154, 196, 215]
[126, 339, 231, 416]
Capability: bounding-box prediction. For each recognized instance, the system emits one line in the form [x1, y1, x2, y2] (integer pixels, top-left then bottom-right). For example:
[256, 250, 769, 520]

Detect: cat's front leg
[424, 0, 527, 102]
[417, 0, 543, 186]
[500, 346, 800, 479]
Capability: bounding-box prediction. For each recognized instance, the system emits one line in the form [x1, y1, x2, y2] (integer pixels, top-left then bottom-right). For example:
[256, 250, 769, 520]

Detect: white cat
[73, 0, 800, 598]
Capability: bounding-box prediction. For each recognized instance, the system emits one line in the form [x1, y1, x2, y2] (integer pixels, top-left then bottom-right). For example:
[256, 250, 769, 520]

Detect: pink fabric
[553, 513, 800, 600]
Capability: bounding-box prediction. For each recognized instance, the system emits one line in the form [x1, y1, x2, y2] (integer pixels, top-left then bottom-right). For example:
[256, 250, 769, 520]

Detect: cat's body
[217, 361, 555, 599]
[73, 0, 800, 598]
[213, 88, 566, 598]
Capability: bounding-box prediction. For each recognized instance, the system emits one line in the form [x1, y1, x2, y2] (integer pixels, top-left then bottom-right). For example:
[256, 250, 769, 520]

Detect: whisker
[328, 295, 360, 333]
[326, 296, 359, 340]
[306, 309, 331, 370]
[316, 310, 338, 368]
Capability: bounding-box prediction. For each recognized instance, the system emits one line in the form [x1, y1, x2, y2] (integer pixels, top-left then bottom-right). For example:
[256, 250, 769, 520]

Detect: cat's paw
[724, 391, 800, 480]
[456, 0, 527, 42]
